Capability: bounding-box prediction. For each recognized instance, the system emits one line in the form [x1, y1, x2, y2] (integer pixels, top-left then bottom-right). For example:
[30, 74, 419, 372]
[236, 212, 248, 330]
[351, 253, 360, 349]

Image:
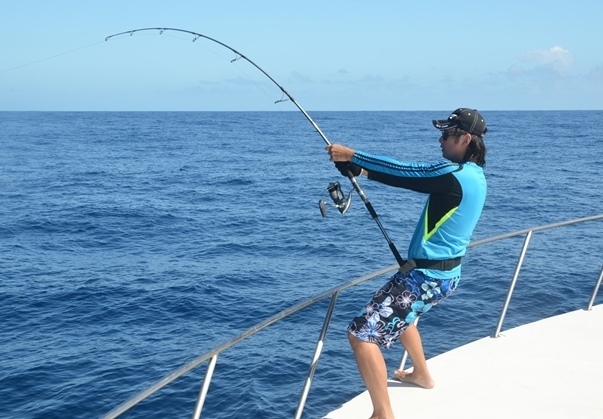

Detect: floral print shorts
[348, 269, 459, 349]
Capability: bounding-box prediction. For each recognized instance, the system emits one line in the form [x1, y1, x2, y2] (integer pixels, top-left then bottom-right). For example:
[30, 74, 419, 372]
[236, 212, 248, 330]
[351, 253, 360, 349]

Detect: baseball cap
[432, 108, 487, 136]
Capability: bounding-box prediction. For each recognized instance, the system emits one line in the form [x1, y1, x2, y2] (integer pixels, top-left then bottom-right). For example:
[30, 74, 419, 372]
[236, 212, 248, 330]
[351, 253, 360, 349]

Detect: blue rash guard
[352, 150, 487, 279]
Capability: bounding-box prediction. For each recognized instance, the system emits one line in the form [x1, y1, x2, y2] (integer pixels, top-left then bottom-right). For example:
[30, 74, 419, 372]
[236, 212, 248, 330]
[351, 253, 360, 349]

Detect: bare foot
[368, 413, 394, 419]
[393, 369, 435, 389]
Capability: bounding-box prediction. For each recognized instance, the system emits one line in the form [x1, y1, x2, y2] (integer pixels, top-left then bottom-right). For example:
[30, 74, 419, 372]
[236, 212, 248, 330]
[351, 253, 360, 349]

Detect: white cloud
[519, 46, 573, 72]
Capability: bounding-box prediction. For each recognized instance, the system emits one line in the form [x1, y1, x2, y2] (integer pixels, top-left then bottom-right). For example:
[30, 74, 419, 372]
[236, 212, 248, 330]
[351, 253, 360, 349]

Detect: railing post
[294, 291, 339, 419]
[192, 355, 218, 419]
[586, 265, 603, 311]
[493, 231, 533, 338]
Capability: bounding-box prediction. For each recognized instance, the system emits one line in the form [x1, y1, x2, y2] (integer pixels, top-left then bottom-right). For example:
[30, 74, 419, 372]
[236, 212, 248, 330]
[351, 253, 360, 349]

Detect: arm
[352, 150, 461, 194]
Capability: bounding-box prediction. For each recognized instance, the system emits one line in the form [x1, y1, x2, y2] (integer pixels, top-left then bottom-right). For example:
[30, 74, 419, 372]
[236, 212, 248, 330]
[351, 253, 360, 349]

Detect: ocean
[1, 111, 602, 418]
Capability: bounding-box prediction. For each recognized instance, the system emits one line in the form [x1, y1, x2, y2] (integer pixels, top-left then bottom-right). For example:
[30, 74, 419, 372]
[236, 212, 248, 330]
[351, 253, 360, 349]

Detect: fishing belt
[398, 257, 462, 273]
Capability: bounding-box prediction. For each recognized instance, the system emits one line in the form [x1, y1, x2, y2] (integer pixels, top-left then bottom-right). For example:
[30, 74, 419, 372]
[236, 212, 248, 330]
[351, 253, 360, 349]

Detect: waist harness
[399, 257, 462, 273]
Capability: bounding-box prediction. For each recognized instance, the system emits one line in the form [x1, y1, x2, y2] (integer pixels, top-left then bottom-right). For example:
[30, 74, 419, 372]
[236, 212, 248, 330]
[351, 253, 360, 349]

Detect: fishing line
[0, 41, 105, 74]
[105, 27, 404, 266]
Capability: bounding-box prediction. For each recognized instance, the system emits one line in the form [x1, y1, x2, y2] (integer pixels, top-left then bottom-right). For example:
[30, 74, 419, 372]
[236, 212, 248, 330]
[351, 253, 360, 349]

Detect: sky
[1, 0, 603, 111]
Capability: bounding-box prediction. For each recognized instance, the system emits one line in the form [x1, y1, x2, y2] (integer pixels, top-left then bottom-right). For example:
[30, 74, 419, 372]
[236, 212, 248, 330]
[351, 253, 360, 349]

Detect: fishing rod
[105, 27, 404, 266]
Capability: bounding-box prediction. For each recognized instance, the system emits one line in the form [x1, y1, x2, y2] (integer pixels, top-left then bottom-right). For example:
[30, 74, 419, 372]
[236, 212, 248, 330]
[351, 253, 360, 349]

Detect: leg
[348, 333, 395, 419]
[394, 324, 435, 389]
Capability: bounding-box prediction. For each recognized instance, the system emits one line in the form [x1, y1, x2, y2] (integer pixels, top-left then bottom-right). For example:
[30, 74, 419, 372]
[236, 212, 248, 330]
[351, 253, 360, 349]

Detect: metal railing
[102, 214, 603, 419]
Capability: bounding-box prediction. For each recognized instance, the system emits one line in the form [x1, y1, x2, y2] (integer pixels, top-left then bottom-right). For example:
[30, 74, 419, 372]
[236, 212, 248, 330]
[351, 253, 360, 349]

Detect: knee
[348, 331, 361, 349]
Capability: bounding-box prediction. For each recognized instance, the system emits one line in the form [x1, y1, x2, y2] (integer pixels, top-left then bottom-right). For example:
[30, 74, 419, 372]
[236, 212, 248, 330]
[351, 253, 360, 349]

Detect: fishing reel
[318, 181, 352, 217]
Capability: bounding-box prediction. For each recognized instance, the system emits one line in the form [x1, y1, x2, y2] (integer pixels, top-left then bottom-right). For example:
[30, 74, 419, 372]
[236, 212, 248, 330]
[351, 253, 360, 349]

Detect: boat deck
[325, 304, 603, 419]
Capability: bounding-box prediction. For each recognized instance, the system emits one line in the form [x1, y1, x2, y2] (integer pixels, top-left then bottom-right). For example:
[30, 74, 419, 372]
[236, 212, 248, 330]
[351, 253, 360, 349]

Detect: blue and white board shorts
[348, 269, 460, 349]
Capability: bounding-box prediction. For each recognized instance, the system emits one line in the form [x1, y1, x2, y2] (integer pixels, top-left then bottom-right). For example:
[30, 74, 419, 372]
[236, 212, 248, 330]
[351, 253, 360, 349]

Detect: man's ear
[462, 133, 472, 146]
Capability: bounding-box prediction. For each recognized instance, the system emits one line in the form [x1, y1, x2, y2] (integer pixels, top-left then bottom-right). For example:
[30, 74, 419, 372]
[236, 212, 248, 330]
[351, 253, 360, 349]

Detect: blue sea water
[1, 111, 602, 419]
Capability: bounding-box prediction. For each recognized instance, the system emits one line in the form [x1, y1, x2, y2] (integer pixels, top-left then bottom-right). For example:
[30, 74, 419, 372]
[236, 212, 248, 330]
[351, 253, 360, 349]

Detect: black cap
[432, 108, 487, 136]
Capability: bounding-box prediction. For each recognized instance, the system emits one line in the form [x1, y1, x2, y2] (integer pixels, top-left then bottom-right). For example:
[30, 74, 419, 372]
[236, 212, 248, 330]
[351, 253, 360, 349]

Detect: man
[326, 108, 488, 419]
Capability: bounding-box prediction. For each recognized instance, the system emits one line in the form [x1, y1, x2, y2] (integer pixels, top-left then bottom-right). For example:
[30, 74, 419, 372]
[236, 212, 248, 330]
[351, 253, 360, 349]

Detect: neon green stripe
[424, 202, 458, 241]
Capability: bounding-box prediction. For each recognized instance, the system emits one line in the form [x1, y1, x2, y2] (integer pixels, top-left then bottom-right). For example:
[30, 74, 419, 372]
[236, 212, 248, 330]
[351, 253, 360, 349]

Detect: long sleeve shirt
[352, 150, 487, 279]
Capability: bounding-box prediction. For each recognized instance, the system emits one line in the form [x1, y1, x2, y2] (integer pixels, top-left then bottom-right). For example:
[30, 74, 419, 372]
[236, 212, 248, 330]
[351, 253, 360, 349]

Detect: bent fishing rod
[105, 27, 404, 266]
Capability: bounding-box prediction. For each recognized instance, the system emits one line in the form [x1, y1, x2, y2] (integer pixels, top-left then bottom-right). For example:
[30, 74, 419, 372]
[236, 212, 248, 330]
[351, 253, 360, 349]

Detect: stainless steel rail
[492, 230, 533, 338]
[468, 214, 603, 338]
[102, 214, 603, 419]
[587, 265, 603, 311]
